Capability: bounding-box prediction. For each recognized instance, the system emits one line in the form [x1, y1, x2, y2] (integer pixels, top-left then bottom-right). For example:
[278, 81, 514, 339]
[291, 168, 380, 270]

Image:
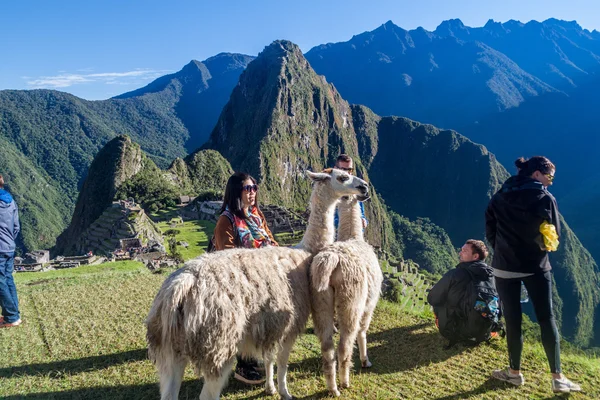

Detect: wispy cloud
[25, 68, 171, 89]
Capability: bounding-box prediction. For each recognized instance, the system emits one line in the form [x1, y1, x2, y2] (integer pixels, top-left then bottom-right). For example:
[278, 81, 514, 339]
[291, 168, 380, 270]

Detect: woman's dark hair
[220, 172, 259, 219]
[515, 156, 556, 176]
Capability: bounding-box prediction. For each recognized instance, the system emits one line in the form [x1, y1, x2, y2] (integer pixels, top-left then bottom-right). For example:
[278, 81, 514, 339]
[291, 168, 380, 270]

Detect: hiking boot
[552, 377, 581, 393]
[234, 364, 265, 385]
[491, 368, 525, 386]
[0, 318, 22, 328]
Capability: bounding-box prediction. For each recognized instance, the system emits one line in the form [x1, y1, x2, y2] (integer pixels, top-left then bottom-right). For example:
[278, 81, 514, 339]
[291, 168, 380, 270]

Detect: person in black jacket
[486, 156, 580, 394]
[428, 239, 496, 345]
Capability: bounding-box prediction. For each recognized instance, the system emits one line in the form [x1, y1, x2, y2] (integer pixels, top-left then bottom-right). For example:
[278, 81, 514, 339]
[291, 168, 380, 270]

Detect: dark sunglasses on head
[242, 184, 258, 193]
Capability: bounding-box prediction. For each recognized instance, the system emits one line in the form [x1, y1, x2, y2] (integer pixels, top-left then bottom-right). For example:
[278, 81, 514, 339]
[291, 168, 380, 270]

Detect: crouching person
[427, 239, 502, 347]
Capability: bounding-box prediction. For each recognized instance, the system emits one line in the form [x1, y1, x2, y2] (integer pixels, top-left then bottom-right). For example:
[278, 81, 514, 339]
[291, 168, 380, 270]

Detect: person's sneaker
[491, 368, 525, 386]
[234, 365, 265, 385]
[0, 318, 22, 328]
[552, 377, 581, 393]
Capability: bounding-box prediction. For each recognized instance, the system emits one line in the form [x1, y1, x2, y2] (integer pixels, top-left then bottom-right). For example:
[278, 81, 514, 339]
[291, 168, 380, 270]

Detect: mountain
[201, 40, 457, 272]
[0, 54, 249, 252]
[0, 136, 71, 252]
[355, 114, 599, 346]
[363, 116, 506, 244]
[202, 40, 599, 345]
[434, 18, 600, 89]
[304, 18, 600, 269]
[55, 136, 233, 256]
[460, 73, 600, 266]
[116, 53, 254, 151]
[54, 136, 146, 255]
[305, 20, 556, 130]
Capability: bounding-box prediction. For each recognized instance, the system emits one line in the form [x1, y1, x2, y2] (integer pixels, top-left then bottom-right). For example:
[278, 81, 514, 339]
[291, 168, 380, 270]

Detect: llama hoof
[362, 360, 372, 368]
[279, 391, 294, 400]
[330, 389, 341, 397]
[340, 381, 350, 389]
[265, 385, 276, 395]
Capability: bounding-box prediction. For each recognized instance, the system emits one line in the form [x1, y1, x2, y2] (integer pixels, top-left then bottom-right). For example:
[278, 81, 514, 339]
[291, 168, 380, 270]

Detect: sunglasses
[242, 184, 258, 193]
[545, 174, 555, 182]
[338, 167, 354, 173]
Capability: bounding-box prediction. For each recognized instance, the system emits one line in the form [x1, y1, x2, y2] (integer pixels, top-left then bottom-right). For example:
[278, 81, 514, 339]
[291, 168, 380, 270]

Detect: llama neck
[337, 200, 364, 242]
[299, 188, 337, 253]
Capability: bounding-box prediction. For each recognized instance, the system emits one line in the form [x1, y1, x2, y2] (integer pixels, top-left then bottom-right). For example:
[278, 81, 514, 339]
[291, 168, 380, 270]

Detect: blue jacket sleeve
[13, 202, 20, 239]
[360, 202, 368, 226]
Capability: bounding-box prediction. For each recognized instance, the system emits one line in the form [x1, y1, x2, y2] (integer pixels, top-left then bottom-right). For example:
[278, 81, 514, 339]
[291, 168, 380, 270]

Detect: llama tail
[146, 267, 197, 399]
[146, 267, 198, 354]
[311, 251, 340, 292]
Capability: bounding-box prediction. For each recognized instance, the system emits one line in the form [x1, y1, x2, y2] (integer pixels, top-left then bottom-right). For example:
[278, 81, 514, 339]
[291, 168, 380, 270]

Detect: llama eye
[337, 175, 349, 183]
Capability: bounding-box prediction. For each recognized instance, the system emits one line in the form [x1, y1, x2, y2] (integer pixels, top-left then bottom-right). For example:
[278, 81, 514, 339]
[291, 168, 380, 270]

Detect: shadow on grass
[433, 377, 521, 400]
[288, 322, 469, 377]
[358, 322, 469, 374]
[0, 348, 148, 379]
[1, 380, 200, 400]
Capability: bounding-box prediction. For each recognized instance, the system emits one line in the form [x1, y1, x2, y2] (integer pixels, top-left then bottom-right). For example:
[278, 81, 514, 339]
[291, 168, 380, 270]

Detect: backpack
[440, 269, 503, 346]
[206, 210, 237, 253]
[460, 269, 503, 344]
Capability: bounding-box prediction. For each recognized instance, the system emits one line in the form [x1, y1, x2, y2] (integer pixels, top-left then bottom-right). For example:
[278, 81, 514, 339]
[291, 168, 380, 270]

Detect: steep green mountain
[0, 89, 189, 202]
[200, 39, 598, 345]
[357, 115, 599, 347]
[54, 136, 146, 255]
[364, 116, 507, 245]
[0, 54, 249, 252]
[116, 53, 254, 151]
[201, 40, 456, 268]
[305, 20, 556, 130]
[459, 73, 600, 270]
[167, 149, 234, 196]
[55, 136, 233, 256]
[0, 137, 71, 253]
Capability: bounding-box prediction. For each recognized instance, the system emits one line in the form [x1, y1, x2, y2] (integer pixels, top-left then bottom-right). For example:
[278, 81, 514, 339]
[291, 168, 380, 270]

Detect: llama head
[306, 169, 369, 200]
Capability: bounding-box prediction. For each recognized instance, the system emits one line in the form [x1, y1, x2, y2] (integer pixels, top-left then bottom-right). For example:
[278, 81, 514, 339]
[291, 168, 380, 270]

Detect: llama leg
[337, 299, 364, 389]
[157, 351, 188, 400]
[312, 289, 340, 396]
[264, 351, 276, 395]
[358, 310, 375, 368]
[276, 339, 295, 400]
[199, 358, 234, 400]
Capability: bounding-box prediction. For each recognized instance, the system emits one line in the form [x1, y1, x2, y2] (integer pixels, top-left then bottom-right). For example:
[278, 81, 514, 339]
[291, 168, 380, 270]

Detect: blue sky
[1, 0, 598, 100]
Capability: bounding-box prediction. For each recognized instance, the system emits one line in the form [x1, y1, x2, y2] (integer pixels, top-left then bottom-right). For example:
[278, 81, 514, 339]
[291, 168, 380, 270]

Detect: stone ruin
[75, 200, 164, 256]
[260, 205, 307, 234]
[381, 258, 435, 313]
[15, 253, 104, 273]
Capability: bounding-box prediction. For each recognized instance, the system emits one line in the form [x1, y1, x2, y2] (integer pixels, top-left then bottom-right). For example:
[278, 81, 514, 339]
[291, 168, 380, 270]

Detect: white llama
[310, 195, 384, 396]
[145, 169, 369, 400]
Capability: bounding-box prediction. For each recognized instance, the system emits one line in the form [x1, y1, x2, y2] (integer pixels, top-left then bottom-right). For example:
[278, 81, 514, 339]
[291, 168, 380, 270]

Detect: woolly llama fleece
[310, 195, 383, 396]
[145, 169, 369, 400]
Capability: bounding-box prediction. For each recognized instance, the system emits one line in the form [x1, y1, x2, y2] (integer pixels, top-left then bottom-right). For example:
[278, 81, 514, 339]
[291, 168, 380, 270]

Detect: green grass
[13, 261, 144, 284]
[153, 214, 214, 261]
[0, 264, 598, 399]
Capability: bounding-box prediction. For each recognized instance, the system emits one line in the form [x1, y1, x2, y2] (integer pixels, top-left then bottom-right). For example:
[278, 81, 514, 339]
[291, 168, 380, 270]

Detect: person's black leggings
[495, 271, 561, 373]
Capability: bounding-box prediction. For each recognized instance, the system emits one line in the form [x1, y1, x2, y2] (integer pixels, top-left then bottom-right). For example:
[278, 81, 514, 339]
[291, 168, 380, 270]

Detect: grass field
[151, 208, 214, 261]
[1, 262, 598, 399]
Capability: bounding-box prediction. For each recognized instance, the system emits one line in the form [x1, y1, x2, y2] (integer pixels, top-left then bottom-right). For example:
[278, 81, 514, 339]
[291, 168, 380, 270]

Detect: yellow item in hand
[540, 221, 559, 252]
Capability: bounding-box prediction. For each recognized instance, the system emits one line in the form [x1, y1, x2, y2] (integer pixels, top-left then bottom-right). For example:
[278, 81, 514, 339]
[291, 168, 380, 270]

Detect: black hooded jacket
[485, 175, 560, 274]
[428, 260, 494, 311]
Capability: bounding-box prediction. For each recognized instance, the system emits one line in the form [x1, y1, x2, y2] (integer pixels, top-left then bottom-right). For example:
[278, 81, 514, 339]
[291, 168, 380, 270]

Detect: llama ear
[306, 170, 331, 182]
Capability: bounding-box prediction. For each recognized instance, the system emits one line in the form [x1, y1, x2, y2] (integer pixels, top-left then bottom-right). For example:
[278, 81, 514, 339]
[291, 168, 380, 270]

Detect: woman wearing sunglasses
[212, 171, 278, 384]
[486, 156, 580, 394]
